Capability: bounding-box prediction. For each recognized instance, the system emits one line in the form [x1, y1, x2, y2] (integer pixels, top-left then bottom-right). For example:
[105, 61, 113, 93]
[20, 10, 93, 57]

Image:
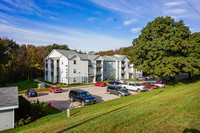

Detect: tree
[46, 43, 69, 53]
[132, 16, 200, 80]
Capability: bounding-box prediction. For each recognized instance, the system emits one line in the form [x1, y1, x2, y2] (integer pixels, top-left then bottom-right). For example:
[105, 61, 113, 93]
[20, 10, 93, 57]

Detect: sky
[0, 0, 200, 52]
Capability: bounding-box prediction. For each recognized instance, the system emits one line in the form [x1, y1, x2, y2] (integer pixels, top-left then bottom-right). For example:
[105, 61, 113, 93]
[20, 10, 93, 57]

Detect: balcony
[96, 71, 102, 75]
[121, 70, 125, 74]
[121, 64, 126, 68]
[88, 64, 93, 68]
[96, 64, 102, 67]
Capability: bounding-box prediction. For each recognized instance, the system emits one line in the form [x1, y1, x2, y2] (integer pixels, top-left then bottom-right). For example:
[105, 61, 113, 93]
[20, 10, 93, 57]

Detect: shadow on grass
[57, 91, 163, 133]
[183, 128, 200, 133]
[167, 76, 200, 86]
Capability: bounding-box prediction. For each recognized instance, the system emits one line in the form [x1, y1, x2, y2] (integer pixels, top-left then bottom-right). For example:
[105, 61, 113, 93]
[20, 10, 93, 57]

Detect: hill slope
[5, 78, 200, 133]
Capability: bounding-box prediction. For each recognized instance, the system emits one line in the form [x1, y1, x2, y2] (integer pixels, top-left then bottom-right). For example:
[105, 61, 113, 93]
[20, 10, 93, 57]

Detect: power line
[185, 0, 200, 17]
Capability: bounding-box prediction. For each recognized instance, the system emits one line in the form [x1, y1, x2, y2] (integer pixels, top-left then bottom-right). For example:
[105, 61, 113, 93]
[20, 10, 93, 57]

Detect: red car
[140, 82, 158, 89]
[94, 81, 107, 87]
[49, 87, 63, 93]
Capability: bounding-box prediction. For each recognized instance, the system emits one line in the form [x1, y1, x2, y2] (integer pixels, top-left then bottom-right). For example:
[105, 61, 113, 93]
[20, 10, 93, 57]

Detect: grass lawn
[124, 79, 141, 82]
[4, 78, 200, 133]
[6, 80, 50, 94]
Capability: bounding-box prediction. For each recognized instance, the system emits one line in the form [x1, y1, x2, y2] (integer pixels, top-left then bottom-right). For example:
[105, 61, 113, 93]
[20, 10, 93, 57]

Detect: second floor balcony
[96, 71, 102, 75]
[121, 70, 125, 74]
[121, 64, 126, 68]
[96, 64, 102, 67]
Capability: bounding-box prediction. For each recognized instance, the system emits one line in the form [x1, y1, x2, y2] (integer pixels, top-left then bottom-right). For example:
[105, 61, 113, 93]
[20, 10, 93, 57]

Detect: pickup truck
[122, 82, 147, 93]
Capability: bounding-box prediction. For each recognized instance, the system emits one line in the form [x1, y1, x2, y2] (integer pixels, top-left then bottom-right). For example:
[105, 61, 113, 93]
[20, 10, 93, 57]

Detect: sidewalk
[34, 79, 94, 89]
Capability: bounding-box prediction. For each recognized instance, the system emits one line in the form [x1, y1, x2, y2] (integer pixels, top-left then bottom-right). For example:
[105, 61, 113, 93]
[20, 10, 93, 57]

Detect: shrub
[15, 96, 47, 127]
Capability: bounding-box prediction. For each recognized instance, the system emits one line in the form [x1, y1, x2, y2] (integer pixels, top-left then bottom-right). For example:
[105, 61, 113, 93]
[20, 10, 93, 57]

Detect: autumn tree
[46, 43, 69, 53]
[132, 16, 200, 80]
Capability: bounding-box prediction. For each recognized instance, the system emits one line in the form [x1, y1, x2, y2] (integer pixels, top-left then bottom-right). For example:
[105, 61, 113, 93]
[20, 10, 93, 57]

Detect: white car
[118, 79, 126, 84]
[122, 82, 147, 93]
[149, 82, 165, 88]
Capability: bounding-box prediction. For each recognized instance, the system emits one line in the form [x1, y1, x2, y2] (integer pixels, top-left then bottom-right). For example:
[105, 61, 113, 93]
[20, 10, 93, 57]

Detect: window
[104, 68, 106, 71]
[73, 69, 76, 73]
[66, 65, 67, 67]
[74, 60, 76, 64]
[73, 78, 76, 82]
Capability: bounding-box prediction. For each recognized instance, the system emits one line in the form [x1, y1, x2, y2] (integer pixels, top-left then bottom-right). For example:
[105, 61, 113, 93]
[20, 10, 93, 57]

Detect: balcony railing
[121, 64, 126, 68]
[121, 70, 125, 74]
[96, 64, 102, 67]
[88, 64, 93, 68]
[96, 71, 102, 75]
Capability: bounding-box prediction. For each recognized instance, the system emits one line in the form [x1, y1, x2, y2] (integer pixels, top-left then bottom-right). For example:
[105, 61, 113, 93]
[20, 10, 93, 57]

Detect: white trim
[0, 105, 18, 111]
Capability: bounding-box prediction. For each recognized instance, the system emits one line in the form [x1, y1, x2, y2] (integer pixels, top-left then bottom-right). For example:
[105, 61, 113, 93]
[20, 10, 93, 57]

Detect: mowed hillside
[5, 78, 200, 133]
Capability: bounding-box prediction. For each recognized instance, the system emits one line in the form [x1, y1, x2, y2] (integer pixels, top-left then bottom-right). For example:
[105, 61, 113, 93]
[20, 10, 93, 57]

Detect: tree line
[0, 41, 83, 86]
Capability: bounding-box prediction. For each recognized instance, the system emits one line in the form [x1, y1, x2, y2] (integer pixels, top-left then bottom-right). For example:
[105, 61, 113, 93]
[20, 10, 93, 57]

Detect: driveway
[23, 85, 138, 111]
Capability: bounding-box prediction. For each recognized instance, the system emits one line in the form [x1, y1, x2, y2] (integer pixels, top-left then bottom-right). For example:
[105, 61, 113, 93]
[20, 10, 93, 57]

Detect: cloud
[0, 19, 8, 23]
[88, 17, 97, 21]
[131, 27, 141, 33]
[164, 1, 185, 6]
[0, 24, 130, 52]
[164, 9, 187, 14]
[124, 19, 136, 26]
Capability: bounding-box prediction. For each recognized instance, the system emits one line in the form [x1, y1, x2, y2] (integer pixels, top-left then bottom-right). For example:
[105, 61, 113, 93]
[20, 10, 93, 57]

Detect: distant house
[44, 49, 143, 84]
[0, 87, 18, 131]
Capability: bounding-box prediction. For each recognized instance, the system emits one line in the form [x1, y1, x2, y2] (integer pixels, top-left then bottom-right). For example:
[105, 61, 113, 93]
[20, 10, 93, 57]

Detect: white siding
[0, 109, 14, 131]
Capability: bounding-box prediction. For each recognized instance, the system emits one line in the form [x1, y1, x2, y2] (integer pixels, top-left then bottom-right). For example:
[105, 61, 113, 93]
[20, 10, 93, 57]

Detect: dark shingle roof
[0, 87, 19, 109]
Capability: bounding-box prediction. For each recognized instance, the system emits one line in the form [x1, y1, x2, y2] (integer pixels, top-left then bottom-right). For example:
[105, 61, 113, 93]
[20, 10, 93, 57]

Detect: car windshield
[118, 87, 126, 91]
[81, 92, 91, 97]
[136, 83, 141, 86]
[55, 87, 61, 89]
[29, 89, 36, 92]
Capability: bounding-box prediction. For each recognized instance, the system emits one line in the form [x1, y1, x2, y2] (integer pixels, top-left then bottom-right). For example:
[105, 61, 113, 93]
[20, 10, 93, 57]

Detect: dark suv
[107, 86, 129, 97]
[69, 90, 96, 106]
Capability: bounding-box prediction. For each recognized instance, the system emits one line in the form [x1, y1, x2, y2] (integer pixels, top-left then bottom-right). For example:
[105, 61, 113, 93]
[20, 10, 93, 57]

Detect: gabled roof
[87, 55, 99, 60]
[55, 49, 89, 60]
[0, 87, 18, 110]
[102, 56, 115, 61]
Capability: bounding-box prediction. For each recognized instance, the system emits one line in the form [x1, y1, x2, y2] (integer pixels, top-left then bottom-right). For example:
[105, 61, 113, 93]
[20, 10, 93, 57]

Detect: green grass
[4, 78, 200, 133]
[124, 79, 141, 82]
[6, 80, 50, 94]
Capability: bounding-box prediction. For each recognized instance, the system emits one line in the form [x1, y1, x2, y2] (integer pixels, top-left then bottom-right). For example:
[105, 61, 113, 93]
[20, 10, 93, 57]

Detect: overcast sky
[0, 0, 199, 52]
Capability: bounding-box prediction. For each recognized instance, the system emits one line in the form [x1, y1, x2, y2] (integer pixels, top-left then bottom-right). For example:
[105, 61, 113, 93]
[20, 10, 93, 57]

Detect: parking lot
[23, 85, 138, 110]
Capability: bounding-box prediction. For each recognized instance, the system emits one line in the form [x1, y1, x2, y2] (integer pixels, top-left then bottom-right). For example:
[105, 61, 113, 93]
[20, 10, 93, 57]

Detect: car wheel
[70, 97, 74, 102]
[81, 101, 85, 106]
[150, 87, 153, 90]
[137, 89, 141, 93]
[119, 93, 122, 97]
[108, 91, 111, 94]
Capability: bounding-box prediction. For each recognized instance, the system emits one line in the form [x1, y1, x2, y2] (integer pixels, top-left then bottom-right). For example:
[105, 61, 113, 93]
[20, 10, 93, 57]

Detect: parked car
[94, 81, 107, 87]
[148, 82, 165, 88]
[49, 86, 63, 93]
[136, 76, 145, 80]
[108, 80, 120, 85]
[69, 90, 96, 106]
[140, 82, 158, 89]
[144, 76, 156, 81]
[122, 82, 147, 93]
[118, 79, 126, 84]
[107, 86, 130, 97]
[25, 89, 38, 97]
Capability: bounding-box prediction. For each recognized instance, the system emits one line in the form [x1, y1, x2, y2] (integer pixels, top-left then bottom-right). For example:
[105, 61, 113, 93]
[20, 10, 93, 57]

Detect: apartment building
[45, 49, 143, 84]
